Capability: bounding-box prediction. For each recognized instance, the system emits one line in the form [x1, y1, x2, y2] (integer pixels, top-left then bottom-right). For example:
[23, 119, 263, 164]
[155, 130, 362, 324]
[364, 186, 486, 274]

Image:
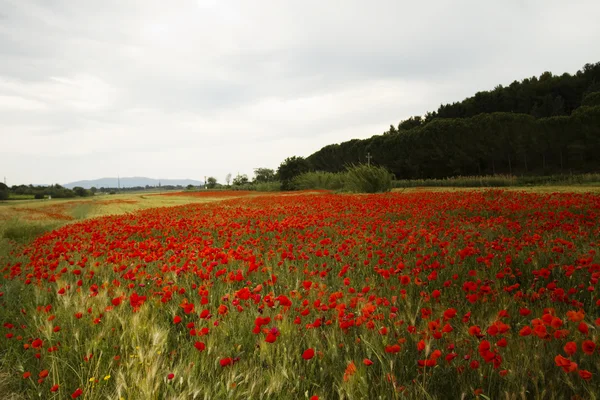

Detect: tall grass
[2, 220, 59, 244]
[393, 173, 600, 188]
[344, 164, 393, 193]
[293, 165, 393, 193]
[293, 171, 345, 191]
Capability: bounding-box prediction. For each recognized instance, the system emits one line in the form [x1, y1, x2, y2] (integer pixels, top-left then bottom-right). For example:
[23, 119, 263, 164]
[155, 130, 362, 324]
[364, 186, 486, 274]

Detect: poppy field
[1, 190, 599, 399]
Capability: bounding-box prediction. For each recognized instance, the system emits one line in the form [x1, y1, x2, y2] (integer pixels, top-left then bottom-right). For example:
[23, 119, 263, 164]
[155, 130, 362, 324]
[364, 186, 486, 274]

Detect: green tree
[0, 182, 8, 200]
[72, 186, 89, 197]
[253, 168, 276, 183]
[582, 92, 600, 107]
[232, 174, 248, 186]
[206, 177, 217, 188]
[277, 156, 310, 190]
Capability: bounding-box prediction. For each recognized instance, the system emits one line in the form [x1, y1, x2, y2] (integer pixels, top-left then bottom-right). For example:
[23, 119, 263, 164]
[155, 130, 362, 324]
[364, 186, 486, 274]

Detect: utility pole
[366, 152, 372, 166]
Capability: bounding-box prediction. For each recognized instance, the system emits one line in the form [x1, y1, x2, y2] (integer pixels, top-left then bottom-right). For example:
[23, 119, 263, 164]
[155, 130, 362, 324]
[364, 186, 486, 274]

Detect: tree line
[280, 62, 600, 181]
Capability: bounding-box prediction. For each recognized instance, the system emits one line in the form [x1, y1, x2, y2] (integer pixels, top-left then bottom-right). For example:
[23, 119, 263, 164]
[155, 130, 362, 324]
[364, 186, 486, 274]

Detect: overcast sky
[1, 0, 599, 185]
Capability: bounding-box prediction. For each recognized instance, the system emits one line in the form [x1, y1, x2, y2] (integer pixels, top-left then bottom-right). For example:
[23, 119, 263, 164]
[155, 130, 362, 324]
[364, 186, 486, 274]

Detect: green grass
[392, 173, 600, 188]
[6, 194, 35, 200]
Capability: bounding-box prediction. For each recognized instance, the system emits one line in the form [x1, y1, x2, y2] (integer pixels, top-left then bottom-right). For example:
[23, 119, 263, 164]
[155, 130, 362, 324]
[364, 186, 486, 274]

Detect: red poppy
[563, 342, 577, 355]
[194, 341, 206, 351]
[582, 340, 596, 355]
[363, 358, 373, 366]
[578, 322, 589, 335]
[220, 357, 233, 367]
[579, 369, 592, 380]
[519, 326, 532, 336]
[71, 388, 83, 399]
[302, 348, 315, 360]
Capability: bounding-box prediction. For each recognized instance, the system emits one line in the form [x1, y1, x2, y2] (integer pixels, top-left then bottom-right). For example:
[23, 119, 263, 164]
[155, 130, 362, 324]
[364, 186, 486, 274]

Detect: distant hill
[64, 177, 204, 189]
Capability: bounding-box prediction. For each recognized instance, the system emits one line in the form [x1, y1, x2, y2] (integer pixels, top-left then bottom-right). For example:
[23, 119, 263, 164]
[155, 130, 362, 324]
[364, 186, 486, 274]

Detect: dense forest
[303, 62, 600, 179]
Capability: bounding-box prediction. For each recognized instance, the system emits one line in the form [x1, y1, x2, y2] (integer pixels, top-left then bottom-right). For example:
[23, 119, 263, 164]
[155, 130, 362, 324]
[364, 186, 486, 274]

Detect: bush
[293, 171, 346, 191]
[34, 193, 44, 199]
[253, 181, 281, 192]
[344, 164, 393, 193]
[0, 190, 8, 201]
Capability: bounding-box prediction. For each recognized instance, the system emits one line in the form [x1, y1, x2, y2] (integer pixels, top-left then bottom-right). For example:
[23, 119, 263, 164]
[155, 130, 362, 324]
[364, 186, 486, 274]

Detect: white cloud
[0, 0, 599, 185]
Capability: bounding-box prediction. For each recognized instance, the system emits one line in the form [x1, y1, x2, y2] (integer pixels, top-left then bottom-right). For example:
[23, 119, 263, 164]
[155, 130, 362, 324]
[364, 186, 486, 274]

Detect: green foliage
[34, 193, 44, 199]
[301, 63, 600, 180]
[581, 91, 600, 107]
[252, 181, 281, 192]
[206, 177, 218, 189]
[293, 171, 345, 191]
[253, 168, 276, 183]
[392, 173, 600, 188]
[0, 190, 7, 201]
[8, 184, 76, 199]
[72, 186, 90, 197]
[344, 164, 393, 193]
[278, 156, 310, 190]
[232, 174, 249, 186]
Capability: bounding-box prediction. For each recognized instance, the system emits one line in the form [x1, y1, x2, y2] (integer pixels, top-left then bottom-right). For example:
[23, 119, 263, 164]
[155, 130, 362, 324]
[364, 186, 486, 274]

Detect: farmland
[0, 190, 599, 399]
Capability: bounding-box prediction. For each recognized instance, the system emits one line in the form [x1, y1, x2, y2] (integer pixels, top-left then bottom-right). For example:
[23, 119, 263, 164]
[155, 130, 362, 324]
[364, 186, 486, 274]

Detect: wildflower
[302, 348, 315, 360]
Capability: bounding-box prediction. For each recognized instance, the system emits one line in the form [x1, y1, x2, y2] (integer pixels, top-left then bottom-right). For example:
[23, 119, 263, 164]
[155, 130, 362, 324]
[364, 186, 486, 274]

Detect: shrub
[253, 181, 281, 192]
[293, 171, 346, 191]
[344, 164, 393, 193]
[34, 193, 44, 200]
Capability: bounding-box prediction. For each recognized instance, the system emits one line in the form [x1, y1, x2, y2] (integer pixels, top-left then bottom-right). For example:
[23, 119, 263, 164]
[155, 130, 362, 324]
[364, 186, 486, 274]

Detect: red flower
[363, 358, 373, 366]
[265, 332, 277, 343]
[578, 322, 589, 335]
[50, 384, 59, 392]
[554, 355, 577, 373]
[343, 361, 357, 381]
[563, 342, 577, 356]
[167, 373, 174, 380]
[443, 308, 457, 320]
[173, 315, 182, 324]
[23, 371, 31, 379]
[519, 308, 531, 316]
[194, 341, 206, 351]
[302, 348, 315, 360]
[582, 340, 596, 355]
[71, 388, 83, 399]
[220, 357, 233, 367]
[39, 369, 49, 378]
[519, 326, 532, 336]
[579, 369, 592, 380]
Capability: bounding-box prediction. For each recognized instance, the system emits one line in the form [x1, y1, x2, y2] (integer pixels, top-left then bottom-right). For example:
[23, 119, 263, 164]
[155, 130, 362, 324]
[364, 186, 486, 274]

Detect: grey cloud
[0, 0, 599, 185]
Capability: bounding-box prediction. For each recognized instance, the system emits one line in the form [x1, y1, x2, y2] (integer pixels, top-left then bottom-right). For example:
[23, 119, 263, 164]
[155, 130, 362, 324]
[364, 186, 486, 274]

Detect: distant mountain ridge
[64, 177, 204, 189]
